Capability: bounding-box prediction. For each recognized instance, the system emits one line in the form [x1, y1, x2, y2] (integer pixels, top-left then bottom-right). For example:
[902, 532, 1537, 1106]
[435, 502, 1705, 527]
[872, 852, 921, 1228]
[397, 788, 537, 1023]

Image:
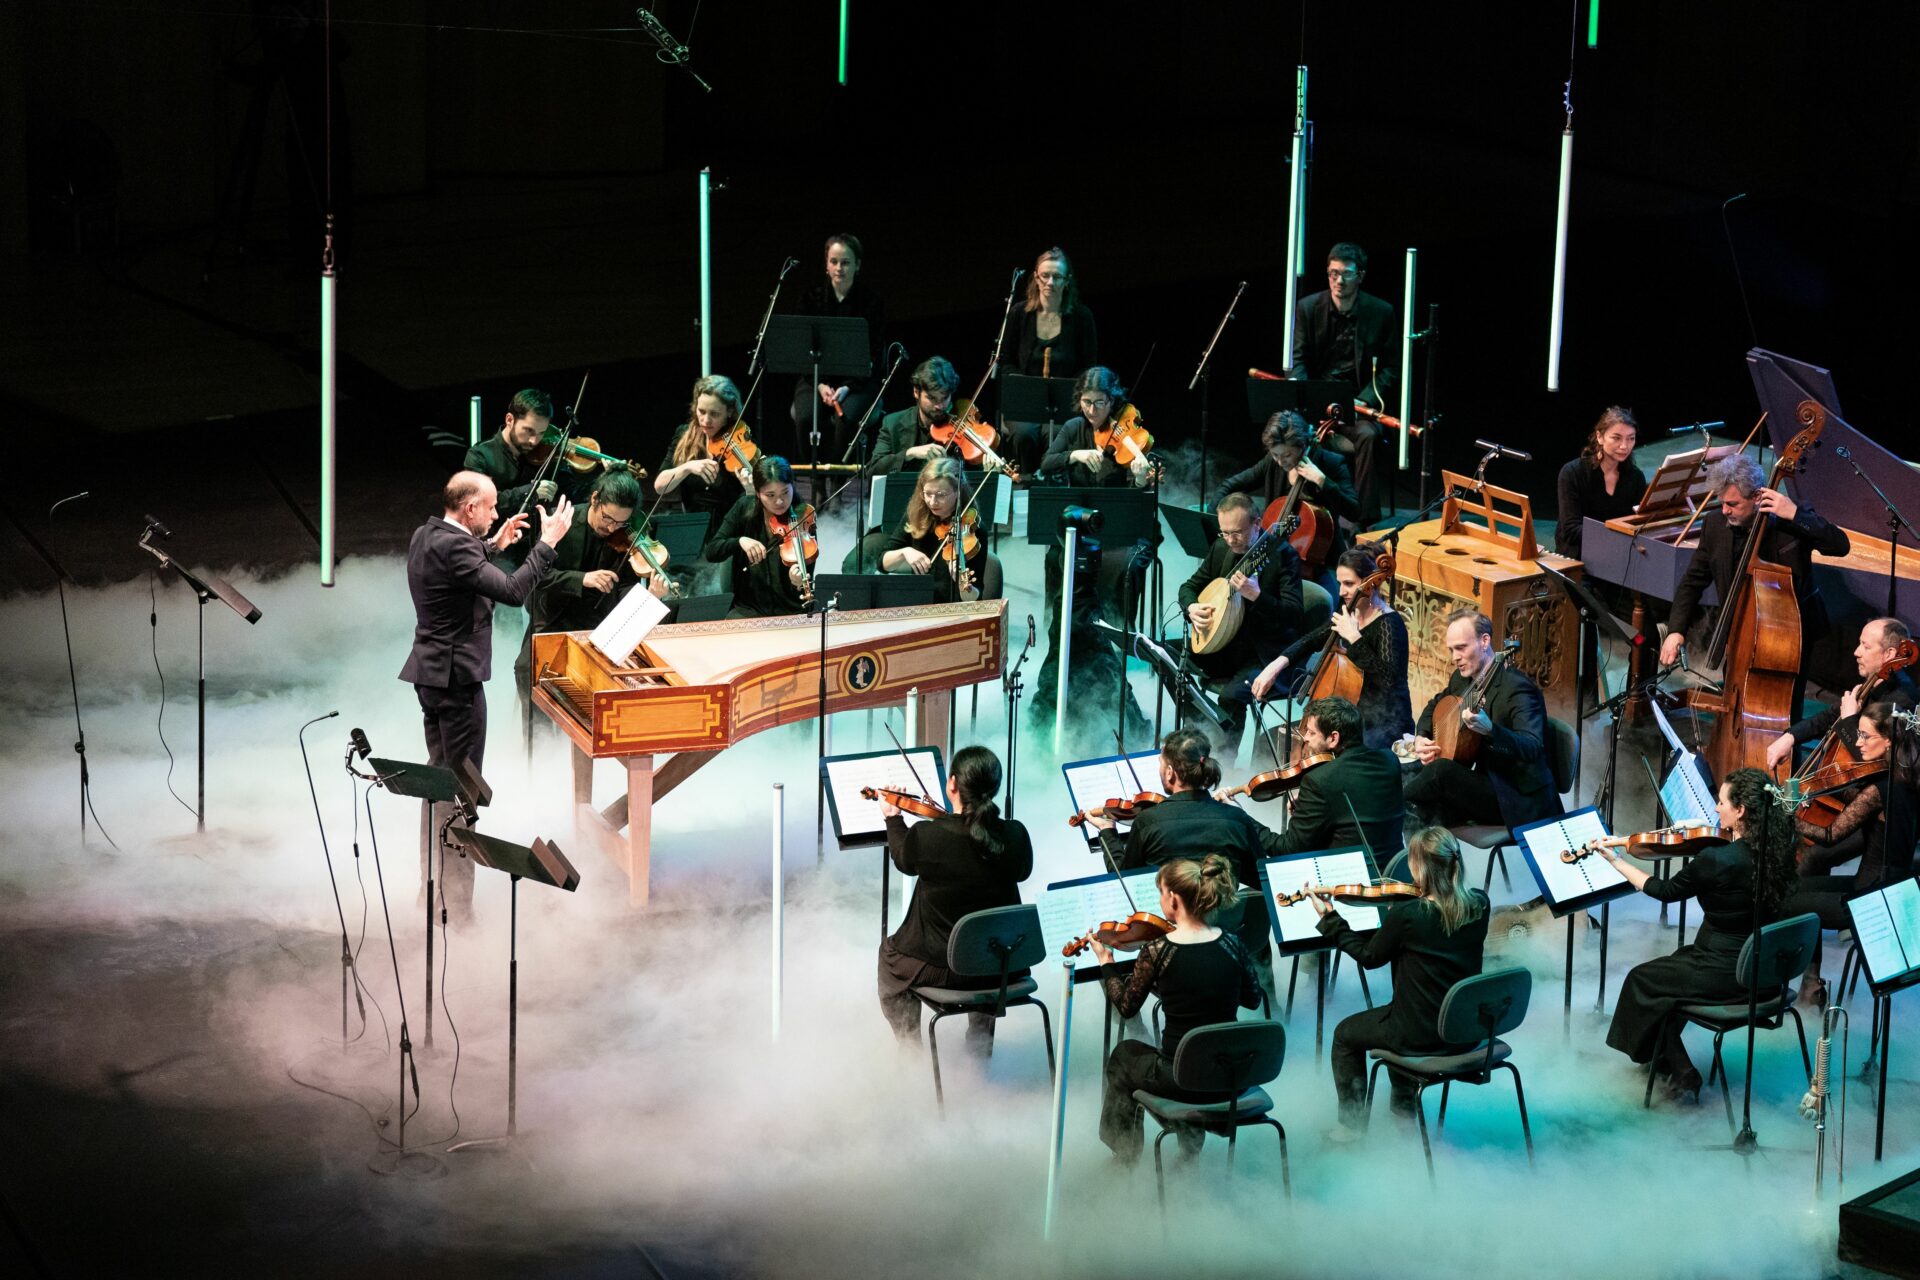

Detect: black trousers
[1782, 874, 1858, 977]
[1404, 758, 1502, 827]
[876, 938, 999, 1055]
[789, 379, 881, 494]
[1330, 1005, 1421, 1123]
[415, 680, 486, 920]
[1325, 417, 1383, 527]
[1099, 1038, 1221, 1163]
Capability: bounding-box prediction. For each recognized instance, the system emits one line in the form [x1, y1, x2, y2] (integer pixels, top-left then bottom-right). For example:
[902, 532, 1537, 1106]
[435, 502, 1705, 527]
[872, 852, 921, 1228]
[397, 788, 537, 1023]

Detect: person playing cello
[1251, 544, 1412, 750]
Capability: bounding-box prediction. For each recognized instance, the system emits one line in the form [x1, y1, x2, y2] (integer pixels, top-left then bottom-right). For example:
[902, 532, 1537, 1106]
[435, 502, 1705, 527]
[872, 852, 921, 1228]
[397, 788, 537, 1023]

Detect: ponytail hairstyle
[1720, 766, 1799, 921]
[1407, 825, 1483, 935]
[949, 744, 1007, 858]
[1157, 854, 1240, 924]
[1160, 728, 1222, 794]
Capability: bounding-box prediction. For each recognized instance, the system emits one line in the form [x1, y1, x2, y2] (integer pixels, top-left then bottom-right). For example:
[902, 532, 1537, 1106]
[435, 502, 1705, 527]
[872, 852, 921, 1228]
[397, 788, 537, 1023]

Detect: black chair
[1366, 965, 1535, 1179]
[1447, 715, 1580, 896]
[1131, 1020, 1290, 1216]
[1643, 912, 1819, 1131]
[908, 905, 1054, 1115]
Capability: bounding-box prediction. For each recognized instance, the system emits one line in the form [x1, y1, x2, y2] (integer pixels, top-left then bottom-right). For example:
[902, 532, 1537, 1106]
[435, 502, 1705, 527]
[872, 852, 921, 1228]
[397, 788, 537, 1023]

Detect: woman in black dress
[654, 374, 753, 521]
[787, 232, 887, 466]
[1250, 544, 1413, 750]
[1309, 826, 1489, 1138]
[1088, 854, 1265, 1164]
[1785, 701, 1920, 1006]
[875, 745, 1033, 1055]
[1001, 246, 1098, 475]
[1601, 766, 1799, 1097]
[879, 456, 1002, 601]
[1039, 366, 1155, 488]
[703, 455, 815, 617]
[1554, 405, 1646, 560]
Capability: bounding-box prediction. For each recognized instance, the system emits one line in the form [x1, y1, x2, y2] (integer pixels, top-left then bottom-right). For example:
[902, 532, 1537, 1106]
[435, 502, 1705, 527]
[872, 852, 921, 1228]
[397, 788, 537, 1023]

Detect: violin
[1093, 404, 1155, 470]
[1563, 822, 1728, 863]
[605, 525, 682, 599]
[526, 425, 648, 481]
[768, 502, 819, 603]
[933, 510, 983, 600]
[860, 785, 947, 821]
[1061, 912, 1174, 957]
[1275, 881, 1421, 908]
[1219, 752, 1334, 803]
[1067, 793, 1166, 828]
[929, 404, 1019, 480]
[707, 423, 760, 485]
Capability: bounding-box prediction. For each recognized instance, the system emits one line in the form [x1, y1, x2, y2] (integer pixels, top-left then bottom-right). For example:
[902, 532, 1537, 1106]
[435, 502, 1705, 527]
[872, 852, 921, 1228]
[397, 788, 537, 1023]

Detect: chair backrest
[1436, 966, 1532, 1045]
[947, 904, 1049, 977]
[1382, 849, 1411, 884]
[1170, 1020, 1287, 1093]
[1300, 579, 1333, 633]
[1736, 912, 1821, 990]
[1545, 716, 1580, 799]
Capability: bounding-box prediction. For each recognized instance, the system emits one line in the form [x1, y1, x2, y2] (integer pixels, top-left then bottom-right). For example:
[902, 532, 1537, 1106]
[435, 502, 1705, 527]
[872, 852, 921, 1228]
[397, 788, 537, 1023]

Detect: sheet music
[1514, 807, 1628, 907]
[589, 582, 671, 665]
[821, 749, 948, 844]
[1259, 848, 1381, 948]
[1848, 878, 1920, 989]
[1660, 753, 1716, 824]
[1061, 752, 1161, 836]
[1040, 869, 1165, 976]
[1648, 697, 1685, 756]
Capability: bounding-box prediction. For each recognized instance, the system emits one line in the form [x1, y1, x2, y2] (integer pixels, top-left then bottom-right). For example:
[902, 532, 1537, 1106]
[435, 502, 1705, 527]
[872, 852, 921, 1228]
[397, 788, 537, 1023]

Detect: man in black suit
[1288, 241, 1397, 526]
[1178, 492, 1305, 759]
[463, 388, 562, 523]
[1405, 608, 1561, 829]
[1260, 697, 1406, 862]
[401, 470, 571, 918]
[1767, 616, 1918, 770]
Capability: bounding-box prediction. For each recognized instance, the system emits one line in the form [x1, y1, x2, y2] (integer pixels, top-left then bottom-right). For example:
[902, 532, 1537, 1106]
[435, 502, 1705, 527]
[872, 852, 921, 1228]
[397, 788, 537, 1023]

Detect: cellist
[1765, 617, 1918, 772]
[1249, 544, 1412, 749]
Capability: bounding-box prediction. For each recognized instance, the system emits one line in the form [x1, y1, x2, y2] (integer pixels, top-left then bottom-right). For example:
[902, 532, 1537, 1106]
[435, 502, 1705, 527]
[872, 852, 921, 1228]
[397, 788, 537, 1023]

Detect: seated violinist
[1307, 826, 1488, 1140]
[1089, 855, 1264, 1166]
[879, 457, 1002, 601]
[654, 374, 754, 522]
[703, 455, 816, 618]
[876, 745, 1033, 1056]
[1249, 697, 1405, 859]
[872, 357, 961, 476]
[464, 387, 563, 522]
[1039, 366, 1155, 488]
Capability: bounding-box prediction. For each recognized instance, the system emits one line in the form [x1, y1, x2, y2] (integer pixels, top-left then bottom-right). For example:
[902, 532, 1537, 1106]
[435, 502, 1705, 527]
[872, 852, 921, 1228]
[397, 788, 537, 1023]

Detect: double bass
[1687, 407, 1826, 784]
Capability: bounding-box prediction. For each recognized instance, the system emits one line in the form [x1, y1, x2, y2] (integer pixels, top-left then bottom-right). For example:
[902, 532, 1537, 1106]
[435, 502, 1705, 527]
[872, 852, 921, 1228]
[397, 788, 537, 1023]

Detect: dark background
[3, 0, 1916, 587]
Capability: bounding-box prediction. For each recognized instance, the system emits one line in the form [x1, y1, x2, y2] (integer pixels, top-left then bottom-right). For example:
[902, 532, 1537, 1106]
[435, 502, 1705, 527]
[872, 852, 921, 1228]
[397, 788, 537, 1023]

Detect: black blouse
[1006, 306, 1099, 381]
[1641, 838, 1758, 940]
[1038, 415, 1149, 488]
[1100, 932, 1262, 1058]
[1317, 891, 1490, 1051]
[880, 519, 990, 602]
[656, 423, 745, 520]
[703, 492, 810, 617]
[886, 812, 1033, 966]
[1555, 456, 1647, 560]
[1279, 609, 1414, 748]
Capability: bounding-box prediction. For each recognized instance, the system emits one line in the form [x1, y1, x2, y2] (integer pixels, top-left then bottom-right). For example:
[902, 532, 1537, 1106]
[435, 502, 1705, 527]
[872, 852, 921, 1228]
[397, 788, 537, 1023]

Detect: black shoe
[1661, 1068, 1703, 1104]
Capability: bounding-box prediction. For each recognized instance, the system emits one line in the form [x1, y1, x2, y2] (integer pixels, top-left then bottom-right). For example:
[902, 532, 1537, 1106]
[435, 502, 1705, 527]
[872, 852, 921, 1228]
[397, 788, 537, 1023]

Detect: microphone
[349, 728, 372, 760]
[303, 711, 340, 729]
[1667, 420, 1727, 436]
[779, 256, 800, 279]
[1011, 267, 1027, 288]
[890, 342, 909, 362]
[1835, 445, 1853, 461]
[144, 514, 172, 537]
[1473, 439, 1533, 462]
[826, 592, 841, 612]
[1027, 614, 1037, 648]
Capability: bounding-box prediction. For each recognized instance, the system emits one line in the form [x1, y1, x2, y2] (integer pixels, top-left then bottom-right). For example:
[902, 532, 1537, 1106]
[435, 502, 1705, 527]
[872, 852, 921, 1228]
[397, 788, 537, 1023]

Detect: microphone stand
[1005, 615, 1037, 821]
[49, 492, 109, 848]
[748, 257, 799, 379]
[1417, 303, 1439, 512]
[1189, 281, 1247, 509]
[1834, 445, 1911, 617]
[298, 712, 355, 1041]
[844, 346, 908, 572]
[814, 591, 840, 866]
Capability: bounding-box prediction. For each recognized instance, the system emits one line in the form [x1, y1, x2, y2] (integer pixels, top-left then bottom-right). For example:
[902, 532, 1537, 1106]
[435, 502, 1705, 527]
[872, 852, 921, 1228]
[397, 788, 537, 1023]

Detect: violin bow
[881, 720, 941, 809]
[515, 369, 591, 517]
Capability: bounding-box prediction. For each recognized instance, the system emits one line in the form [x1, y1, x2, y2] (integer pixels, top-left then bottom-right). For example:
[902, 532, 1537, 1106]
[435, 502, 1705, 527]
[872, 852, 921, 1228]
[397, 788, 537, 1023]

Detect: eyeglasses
[1080, 397, 1111, 411]
[1327, 268, 1360, 282]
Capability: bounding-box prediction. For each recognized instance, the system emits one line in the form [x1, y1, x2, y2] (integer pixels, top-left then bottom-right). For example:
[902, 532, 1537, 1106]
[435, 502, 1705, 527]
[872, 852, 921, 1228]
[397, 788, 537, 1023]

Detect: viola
[1067, 793, 1166, 827]
[707, 423, 760, 484]
[1564, 822, 1728, 863]
[1061, 912, 1174, 957]
[1219, 752, 1333, 803]
[860, 785, 947, 821]
[1276, 881, 1421, 908]
[1093, 404, 1154, 469]
[527, 425, 648, 481]
[605, 525, 682, 599]
[769, 502, 819, 603]
[1301, 549, 1396, 721]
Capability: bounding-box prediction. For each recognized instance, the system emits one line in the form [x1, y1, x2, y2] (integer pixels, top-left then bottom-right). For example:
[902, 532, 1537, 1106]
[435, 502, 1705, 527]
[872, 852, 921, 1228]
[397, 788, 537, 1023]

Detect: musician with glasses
[1287, 242, 1396, 527]
[1039, 366, 1155, 488]
[1404, 608, 1560, 829]
[1764, 617, 1918, 772]
[1210, 410, 1359, 589]
[1177, 492, 1305, 757]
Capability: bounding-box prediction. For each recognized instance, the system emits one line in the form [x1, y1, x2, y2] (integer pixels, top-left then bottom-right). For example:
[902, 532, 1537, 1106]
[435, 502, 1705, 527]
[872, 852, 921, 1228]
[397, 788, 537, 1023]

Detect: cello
[1688, 406, 1826, 784]
[1301, 547, 1396, 709]
[1790, 636, 1919, 828]
[1258, 416, 1338, 572]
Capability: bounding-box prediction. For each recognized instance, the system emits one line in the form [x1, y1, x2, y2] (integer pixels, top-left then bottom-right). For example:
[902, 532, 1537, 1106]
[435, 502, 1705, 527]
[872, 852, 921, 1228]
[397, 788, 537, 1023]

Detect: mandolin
[1430, 642, 1518, 765]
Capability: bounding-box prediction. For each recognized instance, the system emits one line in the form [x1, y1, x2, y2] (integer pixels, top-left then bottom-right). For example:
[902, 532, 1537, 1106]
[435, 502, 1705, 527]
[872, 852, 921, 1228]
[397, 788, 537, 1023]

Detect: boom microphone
[1473, 439, 1533, 462]
[349, 728, 372, 761]
[144, 514, 172, 537]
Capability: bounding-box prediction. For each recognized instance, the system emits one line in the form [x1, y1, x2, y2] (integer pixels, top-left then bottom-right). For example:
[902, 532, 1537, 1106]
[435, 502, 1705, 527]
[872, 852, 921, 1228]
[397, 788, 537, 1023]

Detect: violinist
[1404, 609, 1560, 829]
[871, 357, 961, 476]
[464, 388, 566, 561]
[1601, 768, 1799, 1100]
[1287, 242, 1396, 527]
[1210, 411, 1358, 586]
[703, 455, 815, 617]
[876, 746, 1033, 1054]
[1002, 247, 1099, 477]
[1783, 701, 1920, 1008]
[1091, 855, 1263, 1166]
[1659, 453, 1850, 717]
[786, 233, 886, 462]
[1250, 544, 1413, 749]
[1250, 697, 1406, 860]
[1307, 826, 1487, 1139]
[654, 374, 752, 520]
[1038, 366, 1155, 488]
[879, 457, 1002, 602]
[1765, 618, 1918, 772]
[1552, 406, 1646, 561]
[1178, 492, 1305, 756]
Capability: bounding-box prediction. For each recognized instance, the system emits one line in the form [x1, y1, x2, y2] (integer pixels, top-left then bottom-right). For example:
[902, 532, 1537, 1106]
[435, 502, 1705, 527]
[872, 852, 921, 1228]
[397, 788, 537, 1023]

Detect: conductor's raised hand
[487, 511, 530, 553]
[537, 495, 573, 546]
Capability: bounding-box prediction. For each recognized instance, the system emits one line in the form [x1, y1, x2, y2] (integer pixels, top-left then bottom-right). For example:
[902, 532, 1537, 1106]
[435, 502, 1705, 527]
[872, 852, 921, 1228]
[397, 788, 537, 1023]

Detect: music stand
[445, 830, 580, 1154]
[811, 573, 940, 611]
[651, 511, 711, 565]
[1160, 503, 1220, 559]
[1246, 378, 1349, 427]
[1024, 487, 1160, 547]
[672, 591, 734, 623]
[369, 755, 469, 1052]
[764, 315, 871, 499]
[1001, 373, 1078, 432]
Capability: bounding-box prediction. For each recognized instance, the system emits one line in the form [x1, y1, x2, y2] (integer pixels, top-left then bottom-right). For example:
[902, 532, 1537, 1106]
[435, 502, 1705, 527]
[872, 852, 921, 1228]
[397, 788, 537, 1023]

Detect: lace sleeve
[1797, 786, 1883, 848]
[1101, 938, 1167, 1019]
